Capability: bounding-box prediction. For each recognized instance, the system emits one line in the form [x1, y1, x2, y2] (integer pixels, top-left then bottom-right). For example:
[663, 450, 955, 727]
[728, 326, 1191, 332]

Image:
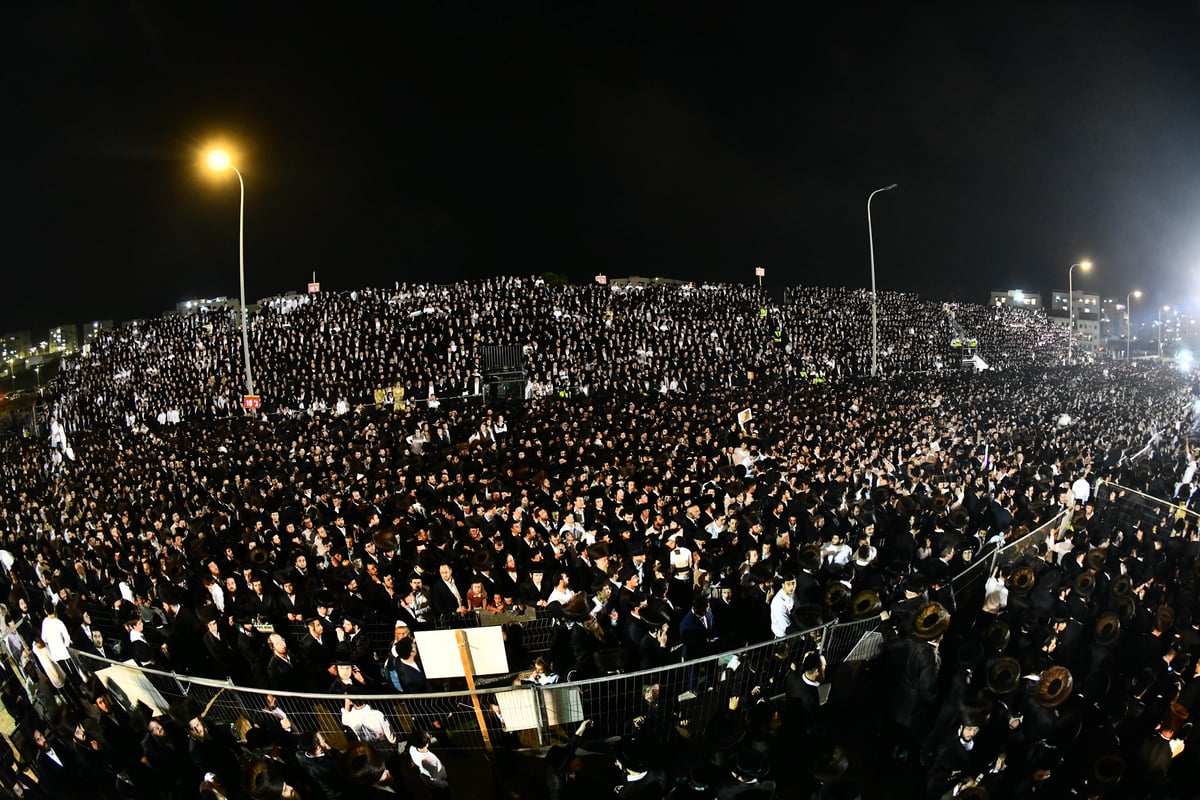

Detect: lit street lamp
[1126, 290, 1141, 360]
[867, 183, 898, 378]
[34, 365, 41, 393]
[1159, 305, 1170, 359]
[206, 148, 257, 401]
[1067, 260, 1092, 364]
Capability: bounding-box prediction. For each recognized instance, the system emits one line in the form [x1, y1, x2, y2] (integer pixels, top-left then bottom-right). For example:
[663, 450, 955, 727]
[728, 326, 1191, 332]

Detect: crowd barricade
[1093, 479, 1197, 539]
[947, 510, 1066, 609]
[66, 510, 1075, 754]
[82, 600, 562, 674]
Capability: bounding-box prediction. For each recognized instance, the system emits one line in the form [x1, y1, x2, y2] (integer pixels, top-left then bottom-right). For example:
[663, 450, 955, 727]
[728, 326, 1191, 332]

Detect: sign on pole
[307, 282, 320, 294]
[595, 274, 607, 285]
[754, 267, 765, 277]
[242, 395, 261, 410]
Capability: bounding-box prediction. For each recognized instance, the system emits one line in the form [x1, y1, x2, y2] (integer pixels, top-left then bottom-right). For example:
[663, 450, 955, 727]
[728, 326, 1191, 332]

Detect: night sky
[5, 1, 1200, 335]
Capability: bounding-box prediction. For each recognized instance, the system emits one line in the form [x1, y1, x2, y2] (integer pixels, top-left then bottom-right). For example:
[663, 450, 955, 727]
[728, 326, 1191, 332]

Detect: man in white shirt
[547, 572, 575, 607]
[40, 603, 75, 677]
[771, 575, 797, 638]
[342, 695, 397, 748]
[1071, 470, 1092, 505]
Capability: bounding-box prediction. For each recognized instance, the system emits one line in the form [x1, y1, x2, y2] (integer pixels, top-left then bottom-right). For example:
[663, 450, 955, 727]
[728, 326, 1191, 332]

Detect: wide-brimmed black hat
[730, 749, 770, 780]
[823, 581, 850, 610]
[1008, 566, 1035, 594]
[1037, 666, 1074, 708]
[1094, 612, 1121, 646]
[986, 657, 1021, 696]
[912, 601, 951, 641]
[850, 590, 882, 619]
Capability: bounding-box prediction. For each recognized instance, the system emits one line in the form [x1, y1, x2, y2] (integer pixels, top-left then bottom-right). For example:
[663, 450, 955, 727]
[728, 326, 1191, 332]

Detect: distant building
[48, 325, 80, 354]
[83, 321, 114, 341]
[989, 289, 1043, 309]
[1051, 290, 1101, 355]
[1099, 297, 1129, 354]
[177, 297, 235, 315]
[1, 332, 31, 360]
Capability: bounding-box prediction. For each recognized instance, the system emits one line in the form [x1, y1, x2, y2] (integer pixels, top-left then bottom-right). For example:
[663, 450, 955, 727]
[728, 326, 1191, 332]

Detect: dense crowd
[51, 279, 1069, 431]
[1, 279, 1198, 798]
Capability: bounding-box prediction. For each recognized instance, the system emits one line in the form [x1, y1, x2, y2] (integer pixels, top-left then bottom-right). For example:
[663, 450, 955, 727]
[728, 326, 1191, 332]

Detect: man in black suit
[298, 617, 335, 691]
[32, 725, 84, 798]
[430, 563, 468, 618]
[266, 633, 303, 692]
[394, 638, 433, 693]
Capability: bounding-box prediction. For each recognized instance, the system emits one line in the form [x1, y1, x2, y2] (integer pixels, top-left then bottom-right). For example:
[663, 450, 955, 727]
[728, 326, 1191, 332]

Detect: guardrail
[67, 509, 1067, 753]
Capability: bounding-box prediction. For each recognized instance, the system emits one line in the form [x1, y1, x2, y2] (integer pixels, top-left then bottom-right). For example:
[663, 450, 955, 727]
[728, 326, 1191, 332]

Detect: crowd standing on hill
[1, 279, 1199, 798]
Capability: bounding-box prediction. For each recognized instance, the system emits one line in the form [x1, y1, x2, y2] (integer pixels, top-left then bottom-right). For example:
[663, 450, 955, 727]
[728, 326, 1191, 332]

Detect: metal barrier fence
[65, 509, 1071, 755]
[83, 600, 560, 678]
[946, 509, 1066, 611]
[1093, 479, 1196, 540]
[70, 514, 1064, 753]
[71, 609, 888, 755]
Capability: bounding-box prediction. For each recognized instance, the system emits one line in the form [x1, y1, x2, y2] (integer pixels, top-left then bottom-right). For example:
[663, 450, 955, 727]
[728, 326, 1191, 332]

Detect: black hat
[810, 745, 850, 783]
[1074, 571, 1096, 597]
[958, 640, 986, 671]
[850, 590, 881, 619]
[981, 619, 1010, 653]
[706, 709, 748, 749]
[912, 602, 951, 641]
[903, 573, 928, 596]
[613, 737, 651, 773]
[797, 545, 821, 572]
[961, 696, 993, 728]
[1008, 566, 1035, 594]
[823, 581, 850, 610]
[594, 648, 629, 675]
[1037, 666, 1074, 708]
[1092, 753, 1125, 785]
[1094, 612, 1121, 646]
[731, 750, 769, 780]
[642, 600, 672, 627]
[986, 657, 1021, 696]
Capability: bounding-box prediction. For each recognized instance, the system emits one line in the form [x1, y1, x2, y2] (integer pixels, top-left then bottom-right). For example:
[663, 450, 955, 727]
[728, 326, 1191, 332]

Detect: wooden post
[455, 629, 494, 752]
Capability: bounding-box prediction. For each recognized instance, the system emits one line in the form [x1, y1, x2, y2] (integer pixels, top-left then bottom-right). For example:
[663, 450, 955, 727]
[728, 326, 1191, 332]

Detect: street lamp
[8, 358, 13, 391]
[1126, 290, 1141, 360]
[1156, 304, 1166, 357]
[867, 183, 898, 378]
[1066, 260, 1092, 364]
[34, 365, 41, 392]
[206, 148, 256, 400]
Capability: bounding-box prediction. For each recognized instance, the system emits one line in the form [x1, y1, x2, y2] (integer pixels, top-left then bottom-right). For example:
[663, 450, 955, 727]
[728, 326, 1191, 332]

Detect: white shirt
[341, 704, 396, 745]
[547, 587, 575, 606]
[770, 590, 794, 638]
[411, 747, 447, 782]
[41, 616, 72, 662]
[1071, 476, 1091, 504]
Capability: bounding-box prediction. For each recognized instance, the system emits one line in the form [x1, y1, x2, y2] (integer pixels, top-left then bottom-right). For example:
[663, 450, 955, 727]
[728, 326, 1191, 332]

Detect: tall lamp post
[1125, 290, 1141, 360]
[867, 183, 898, 378]
[1159, 305, 1170, 359]
[1066, 260, 1092, 364]
[206, 149, 256, 400]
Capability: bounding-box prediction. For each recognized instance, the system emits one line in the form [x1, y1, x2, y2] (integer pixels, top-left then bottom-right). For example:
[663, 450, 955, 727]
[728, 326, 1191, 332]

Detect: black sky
[5, 1, 1200, 335]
